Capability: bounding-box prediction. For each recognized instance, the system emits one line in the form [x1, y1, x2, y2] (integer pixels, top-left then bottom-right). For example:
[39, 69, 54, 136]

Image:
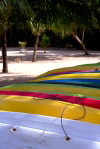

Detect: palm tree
[68, 1, 100, 54]
[28, 0, 57, 62]
[0, 0, 33, 73]
[29, 21, 46, 62]
[28, 0, 96, 61]
[50, 0, 100, 55]
[51, 0, 93, 55]
[25, 0, 100, 59]
[0, 0, 13, 73]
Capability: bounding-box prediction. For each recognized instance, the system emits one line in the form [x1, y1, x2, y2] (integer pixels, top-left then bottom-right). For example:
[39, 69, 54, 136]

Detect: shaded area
[1, 47, 100, 63]
[0, 75, 34, 87]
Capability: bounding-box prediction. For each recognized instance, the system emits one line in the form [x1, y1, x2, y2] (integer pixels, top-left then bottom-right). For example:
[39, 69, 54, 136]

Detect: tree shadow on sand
[0, 75, 34, 87]
[1, 48, 100, 63]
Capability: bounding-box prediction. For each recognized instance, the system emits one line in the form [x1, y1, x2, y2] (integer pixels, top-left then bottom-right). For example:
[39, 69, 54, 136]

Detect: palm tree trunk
[82, 30, 85, 43]
[72, 32, 89, 55]
[32, 30, 41, 62]
[2, 30, 8, 73]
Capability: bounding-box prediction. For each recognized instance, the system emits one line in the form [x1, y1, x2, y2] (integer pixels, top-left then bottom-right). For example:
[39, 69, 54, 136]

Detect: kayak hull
[0, 112, 100, 149]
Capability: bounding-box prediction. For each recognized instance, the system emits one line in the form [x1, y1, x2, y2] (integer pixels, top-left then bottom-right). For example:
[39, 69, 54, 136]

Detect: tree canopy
[0, 0, 100, 72]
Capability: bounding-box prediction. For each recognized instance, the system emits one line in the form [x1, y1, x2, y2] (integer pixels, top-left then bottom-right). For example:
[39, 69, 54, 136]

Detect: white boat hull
[0, 112, 100, 149]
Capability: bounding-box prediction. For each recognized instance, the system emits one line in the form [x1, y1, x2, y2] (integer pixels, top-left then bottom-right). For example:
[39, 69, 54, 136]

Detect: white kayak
[0, 112, 100, 149]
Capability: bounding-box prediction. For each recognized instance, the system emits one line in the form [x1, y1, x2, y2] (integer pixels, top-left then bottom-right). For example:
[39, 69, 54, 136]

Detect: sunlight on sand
[0, 48, 100, 86]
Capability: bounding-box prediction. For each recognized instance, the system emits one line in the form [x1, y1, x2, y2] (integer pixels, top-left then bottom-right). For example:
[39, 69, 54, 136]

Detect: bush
[39, 34, 50, 53]
[18, 41, 27, 48]
[65, 43, 73, 48]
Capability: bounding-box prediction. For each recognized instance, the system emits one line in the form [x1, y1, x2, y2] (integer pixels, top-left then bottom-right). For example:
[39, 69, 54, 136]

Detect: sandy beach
[0, 47, 100, 87]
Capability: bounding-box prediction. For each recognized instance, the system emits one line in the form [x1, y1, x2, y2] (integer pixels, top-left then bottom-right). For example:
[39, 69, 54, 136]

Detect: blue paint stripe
[42, 79, 100, 83]
[38, 71, 100, 78]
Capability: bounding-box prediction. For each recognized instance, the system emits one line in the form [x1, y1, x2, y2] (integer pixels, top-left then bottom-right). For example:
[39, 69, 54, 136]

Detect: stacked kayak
[0, 63, 100, 149]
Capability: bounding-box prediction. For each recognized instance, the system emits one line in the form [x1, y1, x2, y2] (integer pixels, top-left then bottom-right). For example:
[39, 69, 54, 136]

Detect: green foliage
[0, 0, 34, 32]
[0, 0, 13, 30]
[18, 41, 27, 48]
[48, 0, 100, 37]
[27, 0, 59, 36]
[39, 34, 50, 48]
[65, 43, 73, 48]
[0, 0, 100, 47]
[29, 20, 46, 35]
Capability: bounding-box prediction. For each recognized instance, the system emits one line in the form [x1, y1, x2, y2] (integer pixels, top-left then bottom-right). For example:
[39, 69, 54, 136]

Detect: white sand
[0, 47, 100, 86]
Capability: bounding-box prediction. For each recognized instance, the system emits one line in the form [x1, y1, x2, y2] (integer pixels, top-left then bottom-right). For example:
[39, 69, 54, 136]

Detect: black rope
[60, 95, 86, 141]
[73, 95, 86, 120]
[60, 104, 71, 140]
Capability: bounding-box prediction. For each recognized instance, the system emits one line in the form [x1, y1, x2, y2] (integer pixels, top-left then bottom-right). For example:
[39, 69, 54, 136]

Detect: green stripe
[80, 63, 100, 66]
[2, 88, 99, 101]
[1, 83, 100, 100]
[1, 82, 100, 91]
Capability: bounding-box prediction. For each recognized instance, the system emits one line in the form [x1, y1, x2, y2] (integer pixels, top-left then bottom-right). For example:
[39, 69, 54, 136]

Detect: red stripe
[0, 90, 100, 109]
[53, 70, 92, 75]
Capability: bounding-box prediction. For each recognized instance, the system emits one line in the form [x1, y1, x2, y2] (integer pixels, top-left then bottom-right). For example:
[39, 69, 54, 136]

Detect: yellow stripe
[36, 65, 99, 78]
[0, 95, 100, 125]
[31, 73, 100, 82]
